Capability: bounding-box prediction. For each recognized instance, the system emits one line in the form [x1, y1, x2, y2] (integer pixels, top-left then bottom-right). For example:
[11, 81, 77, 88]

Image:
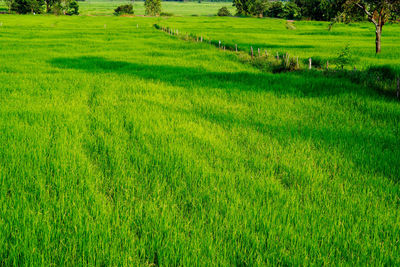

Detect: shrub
[160, 12, 173, 16]
[114, 4, 134, 15]
[367, 65, 397, 81]
[217, 6, 231, 16]
[334, 44, 354, 70]
[145, 0, 161, 16]
[66, 0, 79, 15]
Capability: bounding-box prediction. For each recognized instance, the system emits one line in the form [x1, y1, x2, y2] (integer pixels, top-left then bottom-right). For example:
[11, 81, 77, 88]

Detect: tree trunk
[375, 24, 382, 54]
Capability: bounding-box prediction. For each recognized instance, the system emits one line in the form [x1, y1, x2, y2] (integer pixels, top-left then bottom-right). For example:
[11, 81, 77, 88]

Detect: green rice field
[0, 2, 399, 266]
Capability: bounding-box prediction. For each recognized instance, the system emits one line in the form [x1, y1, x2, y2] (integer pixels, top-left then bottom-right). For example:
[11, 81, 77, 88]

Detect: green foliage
[11, 0, 44, 14]
[367, 65, 398, 81]
[282, 1, 301, 19]
[344, 0, 400, 23]
[9, 0, 80, 14]
[3, 0, 15, 12]
[145, 0, 161, 16]
[160, 11, 173, 16]
[114, 4, 133, 15]
[233, 0, 267, 16]
[335, 44, 354, 69]
[65, 0, 79, 15]
[217, 6, 231, 16]
[266, 1, 284, 18]
[264, 1, 301, 19]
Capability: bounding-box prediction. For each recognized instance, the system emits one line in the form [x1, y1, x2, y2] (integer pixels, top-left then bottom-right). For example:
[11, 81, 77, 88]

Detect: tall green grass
[0, 14, 399, 266]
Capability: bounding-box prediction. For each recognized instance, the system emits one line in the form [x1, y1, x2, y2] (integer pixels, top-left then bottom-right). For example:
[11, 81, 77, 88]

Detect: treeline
[233, 0, 364, 21]
[2, 0, 80, 14]
[162, 0, 233, 2]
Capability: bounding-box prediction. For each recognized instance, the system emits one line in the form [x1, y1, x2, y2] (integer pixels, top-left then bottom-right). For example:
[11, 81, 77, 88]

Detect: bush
[367, 65, 397, 81]
[114, 4, 134, 15]
[145, 0, 161, 16]
[160, 12, 173, 16]
[66, 0, 79, 15]
[334, 44, 354, 70]
[217, 6, 231, 16]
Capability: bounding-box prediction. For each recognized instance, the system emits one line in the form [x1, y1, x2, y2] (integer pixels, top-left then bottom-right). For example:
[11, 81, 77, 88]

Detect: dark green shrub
[66, 0, 79, 15]
[160, 12, 173, 16]
[217, 6, 231, 16]
[114, 4, 134, 15]
[11, 0, 44, 14]
[367, 65, 397, 81]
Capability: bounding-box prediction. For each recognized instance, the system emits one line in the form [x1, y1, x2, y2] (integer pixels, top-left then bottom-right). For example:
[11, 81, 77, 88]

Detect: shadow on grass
[142, 97, 400, 185]
[49, 56, 392, 100]
[49, 56, 400, 184]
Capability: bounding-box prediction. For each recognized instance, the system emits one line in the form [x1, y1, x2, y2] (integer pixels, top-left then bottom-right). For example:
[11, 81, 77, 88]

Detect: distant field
[80, 0, 235, 16]
[0, 4, 400, 267]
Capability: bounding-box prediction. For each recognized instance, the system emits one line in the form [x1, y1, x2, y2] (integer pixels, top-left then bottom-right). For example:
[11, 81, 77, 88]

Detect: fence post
[235, 44, 237, 52]
[201, 36, 203, 42]
[326, 61, 329, 70]
[251, 46, 253, 59]
[296, 57, 299, 69]
[276, 52, 279, 60]
[309, 58, 312, 70]
[219, 41, 221, 48]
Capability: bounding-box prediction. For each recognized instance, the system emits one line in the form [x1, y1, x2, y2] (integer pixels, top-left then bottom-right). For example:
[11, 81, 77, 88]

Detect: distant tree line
[2, 0, 79, 14]
[232, 0, 400, 53]
[233, 0, 399, 23]
[233, 0, 353, 20]
[162, 0, 232, 2]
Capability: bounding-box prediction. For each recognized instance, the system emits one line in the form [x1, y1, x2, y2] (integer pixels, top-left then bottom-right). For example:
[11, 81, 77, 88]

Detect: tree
[3, 0, 15, 12]
[233, 0, 253, 16]
[267, 1, 284, 18]
[283, 1, 301, 19]
[250, 0, 267, 17]
[145, 0, 161, 16]
[217, 6, 231, 16]
[293, 0, 346, 21]
[344, 0, 400, 53]
[233, 0, 268, 16]
[11, 0, 45, 13]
